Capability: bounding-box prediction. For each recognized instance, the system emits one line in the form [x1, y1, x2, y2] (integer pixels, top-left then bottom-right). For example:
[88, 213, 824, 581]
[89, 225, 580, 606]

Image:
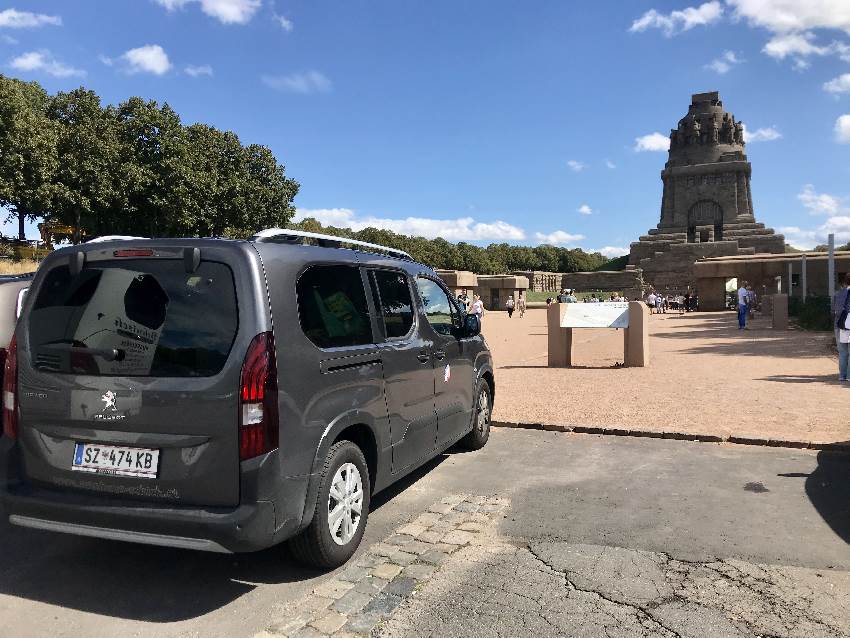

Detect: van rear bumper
[0, 437, 311, 553]
[1, 478, 310, 552]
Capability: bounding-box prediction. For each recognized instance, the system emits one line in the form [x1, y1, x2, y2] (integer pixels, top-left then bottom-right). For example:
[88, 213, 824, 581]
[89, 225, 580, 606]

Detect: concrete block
[547, 303, 573, 367]
[623, 301, 649, 367]
[772, 293, 788, 330]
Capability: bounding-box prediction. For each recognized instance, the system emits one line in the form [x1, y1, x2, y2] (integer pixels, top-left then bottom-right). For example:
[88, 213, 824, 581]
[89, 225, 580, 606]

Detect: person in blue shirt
[831, 272, 850, 381]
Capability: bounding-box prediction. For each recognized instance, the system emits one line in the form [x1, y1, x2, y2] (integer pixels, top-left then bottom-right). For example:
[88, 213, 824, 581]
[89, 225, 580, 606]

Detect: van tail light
[3, 334, 18, 439]
[239, 332, 279, 460]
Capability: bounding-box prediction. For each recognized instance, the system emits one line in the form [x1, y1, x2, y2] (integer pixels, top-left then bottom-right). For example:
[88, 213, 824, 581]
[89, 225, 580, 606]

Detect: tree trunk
[18, 212, 25, 241]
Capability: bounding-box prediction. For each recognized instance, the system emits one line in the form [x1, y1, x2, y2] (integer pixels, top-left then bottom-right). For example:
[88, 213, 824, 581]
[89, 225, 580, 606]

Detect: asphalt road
[1, 429, 848, 637]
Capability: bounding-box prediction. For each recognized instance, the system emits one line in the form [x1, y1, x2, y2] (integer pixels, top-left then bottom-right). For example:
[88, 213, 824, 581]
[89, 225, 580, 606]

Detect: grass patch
[0, 259, 40, 275]
[789, 295, 833, 331]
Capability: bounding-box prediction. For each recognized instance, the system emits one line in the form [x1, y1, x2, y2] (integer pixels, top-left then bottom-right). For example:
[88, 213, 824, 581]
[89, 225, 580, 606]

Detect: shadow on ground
[758, 374, 844, 385]
[805, 445, 850, 545]
[0, 453, 450, 622]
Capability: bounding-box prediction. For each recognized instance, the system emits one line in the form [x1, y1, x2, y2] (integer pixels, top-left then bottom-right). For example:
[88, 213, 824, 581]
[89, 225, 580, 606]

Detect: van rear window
[28, 260, 238, 377]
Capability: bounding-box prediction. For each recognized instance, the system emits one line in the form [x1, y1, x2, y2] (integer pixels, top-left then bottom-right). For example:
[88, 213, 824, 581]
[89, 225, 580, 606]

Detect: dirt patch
[483, 308, 849, 445]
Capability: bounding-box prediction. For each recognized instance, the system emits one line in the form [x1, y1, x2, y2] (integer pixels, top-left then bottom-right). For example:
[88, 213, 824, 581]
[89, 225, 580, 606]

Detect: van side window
[415, 278, 459, 336]
[370, 270, 414, 339]
[297, 265, 371, 349]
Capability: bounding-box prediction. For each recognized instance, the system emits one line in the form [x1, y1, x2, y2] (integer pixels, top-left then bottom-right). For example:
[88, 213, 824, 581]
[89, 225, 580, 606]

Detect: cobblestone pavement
[379, 532, 850, 638]
[253, 489, 850, 638]
[253, 495, 508, 638]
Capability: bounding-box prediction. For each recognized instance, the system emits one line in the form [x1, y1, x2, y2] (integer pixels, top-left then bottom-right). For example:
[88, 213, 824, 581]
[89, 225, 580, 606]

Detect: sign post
[547, 302, 649, 368]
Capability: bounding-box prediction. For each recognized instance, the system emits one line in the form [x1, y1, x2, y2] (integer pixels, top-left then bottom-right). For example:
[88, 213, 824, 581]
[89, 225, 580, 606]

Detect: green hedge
[788, 295, 833, 331]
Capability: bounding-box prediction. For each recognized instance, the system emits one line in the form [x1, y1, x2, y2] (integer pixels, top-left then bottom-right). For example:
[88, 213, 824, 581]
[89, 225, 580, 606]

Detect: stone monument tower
[628, 91, 784, 291]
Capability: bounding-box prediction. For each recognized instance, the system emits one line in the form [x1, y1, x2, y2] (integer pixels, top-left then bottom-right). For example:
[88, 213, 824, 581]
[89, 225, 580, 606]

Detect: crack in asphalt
[526, 544, 683, 638]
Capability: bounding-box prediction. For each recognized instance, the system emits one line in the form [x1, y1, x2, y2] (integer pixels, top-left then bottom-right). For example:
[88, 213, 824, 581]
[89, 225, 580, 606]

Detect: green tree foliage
[287, 218, 611, 274]
[0, 76, 58, 240]
[0, 74, 299, 241]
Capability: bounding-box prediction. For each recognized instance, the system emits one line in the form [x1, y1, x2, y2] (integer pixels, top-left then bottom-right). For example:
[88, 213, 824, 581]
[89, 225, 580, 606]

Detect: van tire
[289, 440, 371, 569]
[459, 378, 491, 451]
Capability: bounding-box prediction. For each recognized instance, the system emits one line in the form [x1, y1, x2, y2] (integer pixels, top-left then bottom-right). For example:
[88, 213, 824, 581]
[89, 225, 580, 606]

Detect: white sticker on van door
[444, 364, 451, 383]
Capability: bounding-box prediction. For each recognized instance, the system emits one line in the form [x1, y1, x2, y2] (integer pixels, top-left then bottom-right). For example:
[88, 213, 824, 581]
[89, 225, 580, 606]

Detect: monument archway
[687, 199, 723, 243]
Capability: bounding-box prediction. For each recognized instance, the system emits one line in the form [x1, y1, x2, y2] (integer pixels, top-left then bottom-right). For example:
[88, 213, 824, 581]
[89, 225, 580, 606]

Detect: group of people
[645, 291, 699, 314]
[544, 289, 627, 305]
[504, 294, 526, 318]
[456, 291, 485, 320]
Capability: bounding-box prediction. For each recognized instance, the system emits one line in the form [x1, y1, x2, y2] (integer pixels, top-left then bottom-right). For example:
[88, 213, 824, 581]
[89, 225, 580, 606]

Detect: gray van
[0, 230, 493, 567]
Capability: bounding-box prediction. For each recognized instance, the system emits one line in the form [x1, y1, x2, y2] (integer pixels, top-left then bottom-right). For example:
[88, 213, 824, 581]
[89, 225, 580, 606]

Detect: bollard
[547, 303, 573, 367]
[772, 294, 788, 330]
[623, 301, 649, 367]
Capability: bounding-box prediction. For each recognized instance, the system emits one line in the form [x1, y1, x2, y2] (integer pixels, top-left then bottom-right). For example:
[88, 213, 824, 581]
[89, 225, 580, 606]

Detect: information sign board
[560, 303, 629, 329]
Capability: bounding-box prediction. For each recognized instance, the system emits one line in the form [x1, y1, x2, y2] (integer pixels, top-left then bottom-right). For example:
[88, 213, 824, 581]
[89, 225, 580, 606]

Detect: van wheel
[289, 441, 371, 569]
[460, 378, 491, 451]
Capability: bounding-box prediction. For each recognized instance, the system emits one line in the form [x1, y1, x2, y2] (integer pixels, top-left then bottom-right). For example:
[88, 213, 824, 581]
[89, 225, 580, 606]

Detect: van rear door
[16, 244, 256, 507]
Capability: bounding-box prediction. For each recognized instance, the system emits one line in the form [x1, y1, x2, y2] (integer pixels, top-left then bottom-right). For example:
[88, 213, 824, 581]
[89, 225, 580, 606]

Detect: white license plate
[72, 443, 160, 479]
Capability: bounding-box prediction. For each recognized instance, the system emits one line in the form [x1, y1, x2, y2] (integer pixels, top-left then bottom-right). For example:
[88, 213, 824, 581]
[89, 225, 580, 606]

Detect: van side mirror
[464, 313, 481, 337]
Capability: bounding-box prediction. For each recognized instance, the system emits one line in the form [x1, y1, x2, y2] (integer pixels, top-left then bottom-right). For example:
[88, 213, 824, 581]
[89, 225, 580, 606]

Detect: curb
[491, 420, 850, 453]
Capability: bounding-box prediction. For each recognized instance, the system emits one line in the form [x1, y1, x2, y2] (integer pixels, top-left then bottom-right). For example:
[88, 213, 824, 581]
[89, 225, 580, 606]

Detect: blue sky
[3, 1, 850, 254]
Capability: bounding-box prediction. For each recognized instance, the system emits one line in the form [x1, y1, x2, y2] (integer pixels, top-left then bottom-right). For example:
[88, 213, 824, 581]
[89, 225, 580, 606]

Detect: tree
[0, 75, 58, 240]
[48, 88, 127, 242]
[116, 97, 188, 237]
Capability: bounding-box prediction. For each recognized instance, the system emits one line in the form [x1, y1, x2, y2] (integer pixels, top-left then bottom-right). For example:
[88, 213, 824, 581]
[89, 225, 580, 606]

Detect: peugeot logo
[101, 390, 118, 412]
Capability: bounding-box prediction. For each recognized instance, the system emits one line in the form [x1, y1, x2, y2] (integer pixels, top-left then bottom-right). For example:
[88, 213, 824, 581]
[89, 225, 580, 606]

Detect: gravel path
[484, 308, 849, 444]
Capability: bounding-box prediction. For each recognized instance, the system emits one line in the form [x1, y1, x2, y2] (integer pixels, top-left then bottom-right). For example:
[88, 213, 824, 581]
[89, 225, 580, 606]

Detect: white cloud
[798, 184, 844, 215]
[705, 50, 742, 74]
[633, 132, 670, 152]
[9, 50, 84, 77]
[762, 32, 828, 59]
[121, 45, 172, 75]
[836, 114, 850, 143]
[577, 204, 593, 215]
[605, 159, 616, 169]
[723, 2, 850, 68]
[153, 0, 261, 24]
[534, 230, 586, 246]
[742, 125, 781, 142]
[594, 246, 629, 259]
[780, 216, 850, 250]
[0, 8, 61, 28]
[274, 14, 293, 31]
[566, 159, 586, 172]
[1, 34, 19, 45]
[185, 64, 213, 77]
[262, 70, 332, 94]
[727, 0, 850, 35]
[629, 1, 723, 37]
[825, 73, 850, 94]
[293, 208, 526, 241]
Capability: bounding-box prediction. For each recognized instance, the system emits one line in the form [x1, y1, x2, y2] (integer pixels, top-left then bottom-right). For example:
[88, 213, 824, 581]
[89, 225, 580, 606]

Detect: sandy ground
[484, 308, 850, 444]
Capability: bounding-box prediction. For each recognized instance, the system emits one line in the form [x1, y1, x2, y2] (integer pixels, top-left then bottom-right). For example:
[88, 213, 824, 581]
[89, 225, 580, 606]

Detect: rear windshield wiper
[41, 343, 126, 362]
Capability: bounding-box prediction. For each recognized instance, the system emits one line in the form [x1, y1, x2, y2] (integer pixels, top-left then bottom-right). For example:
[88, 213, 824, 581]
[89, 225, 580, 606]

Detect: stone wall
[511, 271, 562, 292]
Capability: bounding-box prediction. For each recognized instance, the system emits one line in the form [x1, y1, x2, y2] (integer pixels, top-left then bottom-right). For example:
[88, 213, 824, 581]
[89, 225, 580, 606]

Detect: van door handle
[433, 350, 446, 360]
[417, 352, 430, 363]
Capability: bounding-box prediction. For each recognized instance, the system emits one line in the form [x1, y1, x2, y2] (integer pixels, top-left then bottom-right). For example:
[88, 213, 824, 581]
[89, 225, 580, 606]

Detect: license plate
[72, 443, 160, 479]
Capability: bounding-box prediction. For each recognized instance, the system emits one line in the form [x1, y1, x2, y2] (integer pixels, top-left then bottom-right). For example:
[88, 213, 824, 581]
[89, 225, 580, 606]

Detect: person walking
[737, 281, 749, 330]
[517, 294, 526, 318]
[505, 295, 515, 318]
[470, 294, 484, 322]
[647, 291, 657, 314]
[832, 272, 850, 381]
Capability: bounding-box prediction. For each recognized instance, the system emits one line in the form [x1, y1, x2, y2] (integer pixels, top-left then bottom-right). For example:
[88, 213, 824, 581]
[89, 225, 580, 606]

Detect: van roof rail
[86, 235, 149, 243]
[250, 228, 413, 260]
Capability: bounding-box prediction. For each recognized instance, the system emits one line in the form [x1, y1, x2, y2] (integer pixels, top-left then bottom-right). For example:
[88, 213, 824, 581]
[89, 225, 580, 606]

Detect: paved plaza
[2, 429, 849, 637]
[485, 308, 849, 446]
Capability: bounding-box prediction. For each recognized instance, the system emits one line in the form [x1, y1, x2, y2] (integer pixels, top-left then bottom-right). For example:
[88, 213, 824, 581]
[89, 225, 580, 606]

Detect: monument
[628, 91, 785, 292]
